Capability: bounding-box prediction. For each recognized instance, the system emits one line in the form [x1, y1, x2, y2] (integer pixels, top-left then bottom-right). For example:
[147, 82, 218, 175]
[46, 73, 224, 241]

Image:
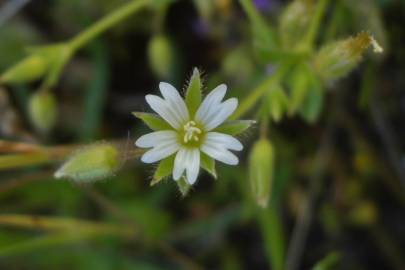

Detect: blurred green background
[0, 0, 404, 269]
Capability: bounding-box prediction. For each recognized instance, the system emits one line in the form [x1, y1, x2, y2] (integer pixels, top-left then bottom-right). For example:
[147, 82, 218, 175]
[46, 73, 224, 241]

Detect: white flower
[135, 82, 243, 185]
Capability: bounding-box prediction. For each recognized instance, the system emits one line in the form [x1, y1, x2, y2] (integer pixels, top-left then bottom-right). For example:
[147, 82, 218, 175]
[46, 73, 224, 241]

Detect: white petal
[205, 132, 243, 151]
[201, 142, 239, 165]
[195, 84, 227, 124]
[159, 82, 189, 123]
[173, 147, 188, 180]
[203, 98, 238, 131]
[135, 130, 177, 148]
[141, 142, 180, 163]
[186, 148, 200, 185]
[145, 95, 181, 129]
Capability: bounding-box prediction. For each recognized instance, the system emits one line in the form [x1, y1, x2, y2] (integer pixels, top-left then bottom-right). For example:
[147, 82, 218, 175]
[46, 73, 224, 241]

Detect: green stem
[231, 64, 290, 119]
[303, 0, 330, 50]
[258, 207, 286, 270]
[69, 0, 150, 52]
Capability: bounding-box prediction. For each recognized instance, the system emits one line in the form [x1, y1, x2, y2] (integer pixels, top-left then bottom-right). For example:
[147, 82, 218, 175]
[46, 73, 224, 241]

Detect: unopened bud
[0, 55, 47, 84]
[313, 32, 383, 81]
[249, 139, 274, 207]
[148, 34, 175, 80]
[28, 91, 57, 133]
[54, 143, 121, 182]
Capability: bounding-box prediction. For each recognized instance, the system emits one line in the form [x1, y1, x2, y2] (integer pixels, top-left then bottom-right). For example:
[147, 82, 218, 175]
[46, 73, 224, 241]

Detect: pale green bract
[134, 68, 254, 186]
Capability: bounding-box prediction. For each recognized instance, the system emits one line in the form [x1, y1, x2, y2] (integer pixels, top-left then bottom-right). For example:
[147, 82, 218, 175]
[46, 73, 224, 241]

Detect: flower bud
[54, 143, 121, 182]
[249, 139, 274, 207]
[313, 32, 383, 81]
[148, 34, 175, 80]
[28, 91, 58, 133]
[279, 0, 314, 50]
[0, 55, 47, 84]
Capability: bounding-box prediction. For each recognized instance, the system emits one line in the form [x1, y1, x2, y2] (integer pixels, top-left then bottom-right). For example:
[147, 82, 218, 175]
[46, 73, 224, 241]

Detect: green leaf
[177, 176, 191, 197]
[299, 81, 323, 123]
[239, 0, 278, 63]
[288, 64, 310, 115]
[258, 206, 286, 270]
[312, 252, 341, 270]
[132, 112, 171, 130]
[201, 152, 216, 179]
[214, 120, 256, 135]
[267, 84, 289, 123]
[151, 155, 174, 186]
[185, 67, 202, 117]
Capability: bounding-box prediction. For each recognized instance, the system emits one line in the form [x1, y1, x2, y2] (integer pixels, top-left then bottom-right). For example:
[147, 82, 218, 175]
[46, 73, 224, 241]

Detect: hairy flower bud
[28, 91, 58, 133]
[54, 143, 121, 182]
[249, 139, 274, 207]
[313, 32, 383, 81]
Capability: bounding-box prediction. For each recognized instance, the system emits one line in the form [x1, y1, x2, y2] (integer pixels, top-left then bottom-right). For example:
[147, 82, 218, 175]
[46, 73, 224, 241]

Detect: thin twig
[285, 123, 335, 270]
[369, 97, 405, 189]
[0, 170, 53, 194]
[81, 186, 203, 270]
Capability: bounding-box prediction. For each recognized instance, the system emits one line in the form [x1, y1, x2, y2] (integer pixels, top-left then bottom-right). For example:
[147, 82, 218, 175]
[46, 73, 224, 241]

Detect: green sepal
[177, 176, 191, 197]
[185, 67, 202, 117]
[214, 120, 256, 136]
[201, 152, 216, 179]
[151, 155, 175, 186]
[132, 112, 171, 130]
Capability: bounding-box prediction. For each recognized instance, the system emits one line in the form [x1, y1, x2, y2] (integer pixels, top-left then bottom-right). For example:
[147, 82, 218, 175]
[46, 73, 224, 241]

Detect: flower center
[183, 121, 202, 143]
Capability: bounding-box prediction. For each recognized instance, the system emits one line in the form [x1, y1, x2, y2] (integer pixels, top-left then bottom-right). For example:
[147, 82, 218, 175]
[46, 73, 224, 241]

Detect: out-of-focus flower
[253, 0, 275, 13]
[135, 68, 252, 185]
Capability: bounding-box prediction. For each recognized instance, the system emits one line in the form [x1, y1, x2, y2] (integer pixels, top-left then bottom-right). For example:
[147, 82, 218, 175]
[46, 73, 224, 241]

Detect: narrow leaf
[185, 67, 202, 116]
[132, 112, 171, 130]
[214, 120, 256, 136]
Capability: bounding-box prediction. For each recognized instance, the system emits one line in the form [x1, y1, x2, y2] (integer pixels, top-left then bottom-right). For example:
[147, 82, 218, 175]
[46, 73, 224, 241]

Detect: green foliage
[0, 55, 47, 84]
[214, 120, 256, 136]
[239, 0, 278, 62]
[265, 84, 289, 122]
[312, 252, 341, 270]
[132, 112, 172, 130]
